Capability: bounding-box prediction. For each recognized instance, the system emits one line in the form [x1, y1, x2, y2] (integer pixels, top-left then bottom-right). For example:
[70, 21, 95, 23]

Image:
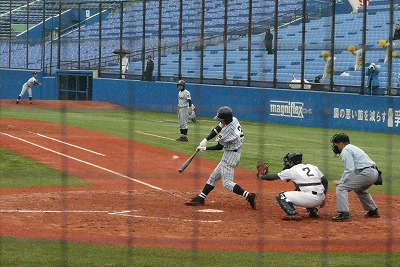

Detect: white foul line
[0, 132, 163, 191]
[134, 130, 176, 141]
[0, 210, 221, 223]
[29, 131, 105, 156]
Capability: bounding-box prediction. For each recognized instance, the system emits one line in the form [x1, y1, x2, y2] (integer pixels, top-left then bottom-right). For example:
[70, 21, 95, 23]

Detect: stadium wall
[0, 70, 399, 134]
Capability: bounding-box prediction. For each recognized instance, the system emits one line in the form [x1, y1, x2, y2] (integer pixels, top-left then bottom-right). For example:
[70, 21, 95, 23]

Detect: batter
[185, 106, 256, 209]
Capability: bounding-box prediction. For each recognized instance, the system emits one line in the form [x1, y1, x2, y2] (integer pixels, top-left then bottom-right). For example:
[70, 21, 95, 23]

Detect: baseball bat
[178, 149, 200, 173]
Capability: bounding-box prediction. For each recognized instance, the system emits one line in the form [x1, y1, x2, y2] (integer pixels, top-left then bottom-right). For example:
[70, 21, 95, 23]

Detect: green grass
[0, 106, 399, 266]
[0, 147, 89, 188]
[0, 236, 399, 267]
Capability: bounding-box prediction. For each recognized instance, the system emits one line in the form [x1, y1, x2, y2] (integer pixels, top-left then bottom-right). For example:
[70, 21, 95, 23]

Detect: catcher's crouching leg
[276, 192, 301, 221]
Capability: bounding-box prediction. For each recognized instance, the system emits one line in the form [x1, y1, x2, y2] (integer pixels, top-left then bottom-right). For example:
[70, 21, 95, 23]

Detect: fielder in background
[185, 106, 256, 209]
[16, 71, 42, 104]
[256, 153, 328, 221]
[176, 80, 193, 141]
[330, 133, 381, 222]
[121, 53, 129, 79]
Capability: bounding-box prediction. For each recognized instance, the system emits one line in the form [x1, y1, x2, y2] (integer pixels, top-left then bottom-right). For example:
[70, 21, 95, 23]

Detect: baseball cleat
[185, 196, 205, 206]
[282, 214, 302, 221]
[16, 100, 20, 104]
[191, 118, 197, 123]
[176, 136, 189, 142]
[246, 193, 256, 210]
[307, 208, 320, 218]
[332, 212, 351, 222]
[364, 208, 380, 218]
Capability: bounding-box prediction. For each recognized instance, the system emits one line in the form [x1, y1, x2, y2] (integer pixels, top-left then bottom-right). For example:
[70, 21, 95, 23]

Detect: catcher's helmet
[177, 79, 186, 88]
[283, 152, 303, 169]
[214, 106, 233, 123]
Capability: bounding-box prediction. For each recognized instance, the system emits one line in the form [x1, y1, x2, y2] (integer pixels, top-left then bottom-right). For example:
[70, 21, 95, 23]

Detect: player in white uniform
[185, 106, 256, 209]
[176, 80, 193, 141]
[121, 54, 129, 79]
[16, 72, 42, 104]
[258, 153, 328, 220]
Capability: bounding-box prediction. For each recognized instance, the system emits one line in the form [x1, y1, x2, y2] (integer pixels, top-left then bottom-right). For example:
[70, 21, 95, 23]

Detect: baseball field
[0, 100, 399, 267]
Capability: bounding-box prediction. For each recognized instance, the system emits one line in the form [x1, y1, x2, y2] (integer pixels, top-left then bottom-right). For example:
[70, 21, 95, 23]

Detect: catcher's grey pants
[207, 150, 241, 191]
[178, 106, 189, 130]
[336, 168, 379, 213]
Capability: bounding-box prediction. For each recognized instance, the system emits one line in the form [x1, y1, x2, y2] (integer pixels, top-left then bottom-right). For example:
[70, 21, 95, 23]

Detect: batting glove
[199, 138, 208, 147]
[197, 146, 206, 152]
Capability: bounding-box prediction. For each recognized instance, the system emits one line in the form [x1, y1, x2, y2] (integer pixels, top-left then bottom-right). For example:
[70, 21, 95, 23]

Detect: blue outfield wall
[0, 69, 399, 134]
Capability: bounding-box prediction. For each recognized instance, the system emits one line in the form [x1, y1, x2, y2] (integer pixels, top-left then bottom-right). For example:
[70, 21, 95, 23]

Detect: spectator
[143, 55, 154, 81]
[121, 53, 129, 79]
[394, 24, 400, 40]
[264, 29, 273, 55]
[384, 41, 396, 63]
[350, 44, 364, 71]
[366, 63, 381, 95]
[322, 51, 335, 79]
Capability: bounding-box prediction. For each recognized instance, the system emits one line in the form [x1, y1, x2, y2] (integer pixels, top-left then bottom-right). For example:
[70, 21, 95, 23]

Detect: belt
[357, 166, 376, 172]
[296, 182, 322, 187]
[312, 191, 317, 195]
[227, 149, 238, 152]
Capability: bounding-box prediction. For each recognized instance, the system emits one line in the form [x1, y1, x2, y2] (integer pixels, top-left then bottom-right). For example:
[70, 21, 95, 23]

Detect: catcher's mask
[214, 106, 233, 123]
[177, 79, 186, 88]
[330, 133, 350, 155]
[283, 152, 303, 169]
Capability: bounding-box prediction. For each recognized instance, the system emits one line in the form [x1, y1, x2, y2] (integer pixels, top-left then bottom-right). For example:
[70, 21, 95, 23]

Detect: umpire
[330, 133, 381, 222]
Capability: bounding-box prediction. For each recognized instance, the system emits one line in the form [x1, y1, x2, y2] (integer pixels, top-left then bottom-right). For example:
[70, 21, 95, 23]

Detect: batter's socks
[181, 129, 188, 137]
[199, 184, 215, 199]
[233, 184, 246, 197]
[29, 97, 32, 104]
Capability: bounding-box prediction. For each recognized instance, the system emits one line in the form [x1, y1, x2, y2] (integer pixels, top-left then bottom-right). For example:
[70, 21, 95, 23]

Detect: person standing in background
[16, 72, 42, 105]
[144, 55, 154, 81]
[176, 80, 192, 141]
[264, 29, 273, 55]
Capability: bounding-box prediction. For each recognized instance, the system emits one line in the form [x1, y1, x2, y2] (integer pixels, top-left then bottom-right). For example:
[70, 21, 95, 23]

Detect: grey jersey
[340, 144, 376, 183]
[217, 117, 244, 151]
[178, 89, 191, 108]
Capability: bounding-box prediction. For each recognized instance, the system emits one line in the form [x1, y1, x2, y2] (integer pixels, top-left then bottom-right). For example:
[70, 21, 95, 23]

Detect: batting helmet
[214, 106, 233, 123]
[177, 80, 186, 88]
[283, 152, 303, 169]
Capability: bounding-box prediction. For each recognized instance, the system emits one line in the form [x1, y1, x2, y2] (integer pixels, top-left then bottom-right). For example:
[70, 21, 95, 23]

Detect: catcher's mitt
[256, 162, 269, 177]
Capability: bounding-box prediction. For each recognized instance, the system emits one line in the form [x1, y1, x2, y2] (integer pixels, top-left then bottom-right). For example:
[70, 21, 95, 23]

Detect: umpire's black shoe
[246, 193, 257, 210]
[307, 208, 320, 218]
[185, 196, 205, 206]
[332, 212, 351, 222]
[364, 208, 380, 218]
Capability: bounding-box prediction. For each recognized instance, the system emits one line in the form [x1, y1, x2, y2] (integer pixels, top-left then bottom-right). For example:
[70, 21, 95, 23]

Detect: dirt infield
[0, 100, 399, 252]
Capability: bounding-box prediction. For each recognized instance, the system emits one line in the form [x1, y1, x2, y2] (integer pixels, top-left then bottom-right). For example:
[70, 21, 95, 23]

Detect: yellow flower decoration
[348, 45, 355, 53]
[321, 51, 330, 58]
[393, 51, 397, 58]
[378, 39, 387, 47]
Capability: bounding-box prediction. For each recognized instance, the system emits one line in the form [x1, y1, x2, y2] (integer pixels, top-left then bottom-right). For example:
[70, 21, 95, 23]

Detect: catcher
[256, 152, 328, 221]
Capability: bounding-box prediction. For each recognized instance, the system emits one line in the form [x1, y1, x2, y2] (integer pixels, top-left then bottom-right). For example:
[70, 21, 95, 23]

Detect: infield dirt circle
[0, 100, 399, 252]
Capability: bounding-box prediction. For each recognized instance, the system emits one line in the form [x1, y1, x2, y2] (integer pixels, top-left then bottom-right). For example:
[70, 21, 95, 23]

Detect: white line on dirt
[111, 213, 222, 223]
[0, 132, 164, 191]
[134, 130, 175, 141]
[29, 131, 106, 156]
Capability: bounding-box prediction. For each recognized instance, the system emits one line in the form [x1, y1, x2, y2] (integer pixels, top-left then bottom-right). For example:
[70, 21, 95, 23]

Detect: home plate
[197, 209, 224, 213]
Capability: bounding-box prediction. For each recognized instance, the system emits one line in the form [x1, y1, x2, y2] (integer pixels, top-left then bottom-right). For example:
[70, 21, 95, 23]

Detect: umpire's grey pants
[336, 168, 379, 213]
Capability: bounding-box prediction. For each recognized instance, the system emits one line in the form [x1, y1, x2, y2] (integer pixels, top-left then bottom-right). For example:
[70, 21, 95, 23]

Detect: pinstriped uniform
[177, 89, 191, 130]
[207, 117, 244, 191]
